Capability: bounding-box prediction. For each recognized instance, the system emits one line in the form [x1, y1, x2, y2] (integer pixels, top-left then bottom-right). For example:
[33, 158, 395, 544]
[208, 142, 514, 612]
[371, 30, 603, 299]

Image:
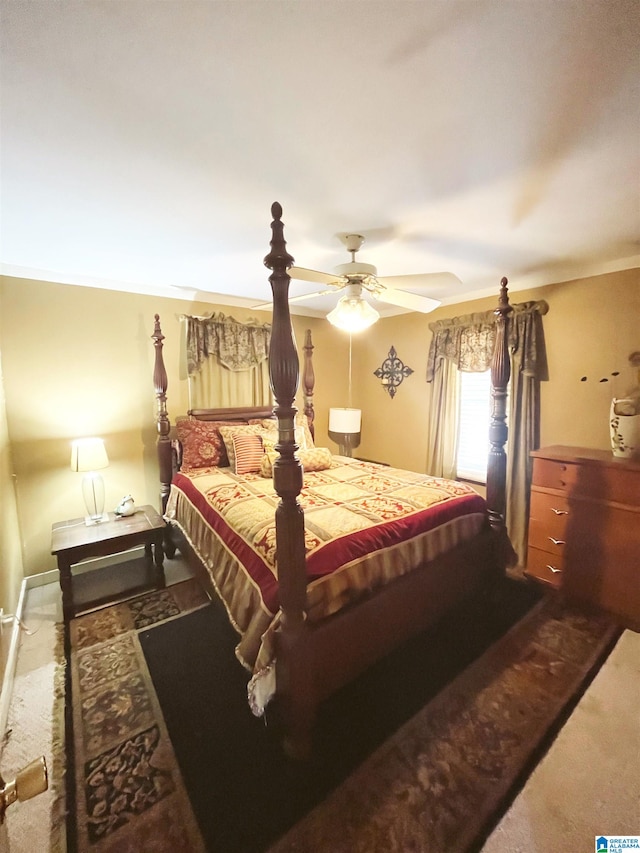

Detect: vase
[609, 398, 640, 459]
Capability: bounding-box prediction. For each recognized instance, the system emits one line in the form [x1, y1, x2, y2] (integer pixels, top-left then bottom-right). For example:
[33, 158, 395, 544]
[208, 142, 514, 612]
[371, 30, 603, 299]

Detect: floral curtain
[184, 313, 272, 408]
[426, 300, 548, 565]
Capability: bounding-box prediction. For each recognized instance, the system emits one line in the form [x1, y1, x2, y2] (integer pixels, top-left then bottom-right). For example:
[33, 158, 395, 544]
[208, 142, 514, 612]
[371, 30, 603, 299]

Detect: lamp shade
[70, 438, 109, 472]
[329, 408, 361, 434]
[327, 294, 380, 333]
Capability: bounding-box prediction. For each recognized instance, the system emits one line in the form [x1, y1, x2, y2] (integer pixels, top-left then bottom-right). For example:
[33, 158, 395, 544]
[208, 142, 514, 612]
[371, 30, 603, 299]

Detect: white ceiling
[1, 0, 639, 319]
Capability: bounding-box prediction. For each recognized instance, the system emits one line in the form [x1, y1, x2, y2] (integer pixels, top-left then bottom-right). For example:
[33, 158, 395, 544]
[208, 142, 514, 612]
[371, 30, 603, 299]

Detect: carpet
[67, 576, 620, 852]
[67, 579, 210, 852]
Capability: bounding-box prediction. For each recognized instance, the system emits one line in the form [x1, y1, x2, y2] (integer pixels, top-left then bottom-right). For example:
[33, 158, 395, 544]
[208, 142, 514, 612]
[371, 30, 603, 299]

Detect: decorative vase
[609, 398, 640, 459]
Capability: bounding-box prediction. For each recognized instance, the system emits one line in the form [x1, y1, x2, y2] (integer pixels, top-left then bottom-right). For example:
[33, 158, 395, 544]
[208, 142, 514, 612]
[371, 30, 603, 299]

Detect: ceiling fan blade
[376, 288, 441, 313]
[252, 288, 337, 310]
[377, 271, 463, 289]
[289, 266, 338, 285]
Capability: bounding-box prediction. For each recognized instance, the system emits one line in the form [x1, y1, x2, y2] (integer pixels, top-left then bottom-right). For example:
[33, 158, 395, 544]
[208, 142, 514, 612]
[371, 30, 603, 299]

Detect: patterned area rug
[67, 579, 620, 853]
[268, 596, 621, 853]
[68, 579, 209, 852]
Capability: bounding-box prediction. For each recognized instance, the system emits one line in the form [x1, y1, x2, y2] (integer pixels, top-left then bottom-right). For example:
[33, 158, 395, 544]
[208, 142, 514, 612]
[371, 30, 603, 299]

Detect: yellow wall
[353, 268, 639, 471]
[0, 276, 349, 577]
[0, 294, 24, 614]
[0, 267, 638, 582]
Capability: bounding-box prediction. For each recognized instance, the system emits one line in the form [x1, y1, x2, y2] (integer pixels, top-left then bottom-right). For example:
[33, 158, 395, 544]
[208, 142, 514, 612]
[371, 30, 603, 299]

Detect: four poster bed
[151, 202, 515, 758]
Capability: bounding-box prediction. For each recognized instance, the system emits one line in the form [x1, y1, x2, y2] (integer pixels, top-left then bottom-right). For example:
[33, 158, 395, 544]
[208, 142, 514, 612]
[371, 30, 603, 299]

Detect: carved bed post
[151, 315, 173, 514]
[303, 329, 315, 439]
[487, 277, 517, 567]
[263, 203, 312, 757]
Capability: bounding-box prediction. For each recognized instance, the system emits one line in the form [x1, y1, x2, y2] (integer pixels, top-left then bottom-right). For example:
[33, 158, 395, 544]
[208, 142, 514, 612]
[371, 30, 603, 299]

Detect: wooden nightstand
[51, 505, 166, 621]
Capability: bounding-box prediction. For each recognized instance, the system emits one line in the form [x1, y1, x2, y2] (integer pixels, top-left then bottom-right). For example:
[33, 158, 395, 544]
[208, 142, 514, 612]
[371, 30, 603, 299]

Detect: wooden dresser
[526, 445, 640, 630]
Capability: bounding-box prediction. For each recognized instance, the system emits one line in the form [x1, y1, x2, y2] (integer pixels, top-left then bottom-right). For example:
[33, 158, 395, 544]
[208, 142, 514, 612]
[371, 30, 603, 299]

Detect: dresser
[526, 446, 640, 630]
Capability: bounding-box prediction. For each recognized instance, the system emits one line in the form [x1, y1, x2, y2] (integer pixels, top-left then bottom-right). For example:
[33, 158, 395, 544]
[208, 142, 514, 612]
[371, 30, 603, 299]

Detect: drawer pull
[550, 508, 568, 516]
[547, 537, 566, 546]
[546, 565, 562, 573]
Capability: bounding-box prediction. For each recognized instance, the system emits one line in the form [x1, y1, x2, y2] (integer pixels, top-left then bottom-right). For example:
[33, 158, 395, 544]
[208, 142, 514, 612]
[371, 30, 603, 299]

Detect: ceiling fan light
[327, 294, 380, 333]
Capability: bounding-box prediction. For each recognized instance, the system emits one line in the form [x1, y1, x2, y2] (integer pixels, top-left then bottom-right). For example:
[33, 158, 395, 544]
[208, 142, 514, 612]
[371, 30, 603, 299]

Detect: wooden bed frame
[151, 202, 514, 758]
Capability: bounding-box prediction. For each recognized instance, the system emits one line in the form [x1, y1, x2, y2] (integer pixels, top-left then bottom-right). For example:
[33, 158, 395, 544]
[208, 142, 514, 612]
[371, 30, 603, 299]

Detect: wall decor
[374, 346, 414, 398]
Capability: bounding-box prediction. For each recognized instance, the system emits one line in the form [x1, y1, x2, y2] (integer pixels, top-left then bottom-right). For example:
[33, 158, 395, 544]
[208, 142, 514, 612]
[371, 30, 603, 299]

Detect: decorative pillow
[260, 446, 332, 478]
[260, 448, 279, 478]
[298, 446, 331, 471]
[176, 419, 227, 469]
[232, 433, 265, 475]
[176, 418, 246, 469]
[249, 412, 314, 450]
[219, 424, 272, 471]
[296, 410, 315, 450]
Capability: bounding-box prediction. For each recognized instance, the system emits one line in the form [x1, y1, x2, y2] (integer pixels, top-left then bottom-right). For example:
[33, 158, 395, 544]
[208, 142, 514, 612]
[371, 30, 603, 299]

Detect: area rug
[267, 596, 622, 853]
[67, 578, 210, 852]
[68, 576, 620, 853]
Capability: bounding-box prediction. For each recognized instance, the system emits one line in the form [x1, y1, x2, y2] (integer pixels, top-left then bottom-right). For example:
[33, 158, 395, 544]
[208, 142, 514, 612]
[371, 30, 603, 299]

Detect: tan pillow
[260, 446, 332, 478]
[232, 433, 265, 475]
[250, 412, 314, 450]
[219, 424, 271, 470]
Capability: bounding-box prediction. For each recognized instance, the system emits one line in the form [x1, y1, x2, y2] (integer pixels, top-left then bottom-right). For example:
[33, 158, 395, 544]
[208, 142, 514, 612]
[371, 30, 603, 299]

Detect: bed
[151, 202, 515, 758]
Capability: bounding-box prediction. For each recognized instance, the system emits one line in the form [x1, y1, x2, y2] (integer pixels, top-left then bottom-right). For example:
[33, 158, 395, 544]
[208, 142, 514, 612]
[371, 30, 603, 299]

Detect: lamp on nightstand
[71, 438, 109, 525]
[328, 407, 361, 457]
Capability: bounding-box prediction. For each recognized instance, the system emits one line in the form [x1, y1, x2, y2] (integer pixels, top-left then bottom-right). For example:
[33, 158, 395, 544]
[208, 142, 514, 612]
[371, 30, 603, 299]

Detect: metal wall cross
[374, 346, 414, 398]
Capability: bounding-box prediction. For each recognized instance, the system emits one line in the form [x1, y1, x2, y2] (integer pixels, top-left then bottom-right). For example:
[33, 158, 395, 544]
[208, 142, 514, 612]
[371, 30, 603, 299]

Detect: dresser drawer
[532, 456, 639, 505]
[528, 490, 570, 550]
[525, 546, 564, 589]
[532, 458, 578, 492]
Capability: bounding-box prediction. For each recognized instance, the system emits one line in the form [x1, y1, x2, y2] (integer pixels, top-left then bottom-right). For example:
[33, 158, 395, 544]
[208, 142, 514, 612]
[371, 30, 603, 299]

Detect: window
[456, 370, 492, 483]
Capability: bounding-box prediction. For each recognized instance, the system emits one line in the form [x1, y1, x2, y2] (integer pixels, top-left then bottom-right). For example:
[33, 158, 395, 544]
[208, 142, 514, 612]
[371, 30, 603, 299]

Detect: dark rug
[67, 575, 621, 853]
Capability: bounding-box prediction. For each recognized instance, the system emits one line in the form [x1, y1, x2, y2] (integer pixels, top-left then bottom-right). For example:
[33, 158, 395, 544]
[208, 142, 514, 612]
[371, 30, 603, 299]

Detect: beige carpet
[1, 588, 66, 853]
[482, 627, 640, 851]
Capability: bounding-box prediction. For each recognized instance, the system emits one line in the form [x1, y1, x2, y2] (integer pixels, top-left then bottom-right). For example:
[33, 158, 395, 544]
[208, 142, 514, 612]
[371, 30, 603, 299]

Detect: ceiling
[1, 1, 639, 320]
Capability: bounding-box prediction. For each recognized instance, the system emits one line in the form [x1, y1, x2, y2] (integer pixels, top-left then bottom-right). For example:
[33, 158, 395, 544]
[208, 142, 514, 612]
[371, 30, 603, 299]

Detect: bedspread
[165, 457, 487, 712]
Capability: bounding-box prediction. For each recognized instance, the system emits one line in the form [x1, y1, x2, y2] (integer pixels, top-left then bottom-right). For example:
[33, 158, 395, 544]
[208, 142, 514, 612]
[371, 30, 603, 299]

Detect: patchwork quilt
[165, 457, 487, 711]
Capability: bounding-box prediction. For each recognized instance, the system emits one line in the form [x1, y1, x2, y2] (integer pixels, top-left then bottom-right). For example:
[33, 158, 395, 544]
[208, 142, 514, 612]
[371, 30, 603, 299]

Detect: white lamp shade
[327, 295, 380, 333]
[71, 438, 109, 472]
[329, 408, 362, 434]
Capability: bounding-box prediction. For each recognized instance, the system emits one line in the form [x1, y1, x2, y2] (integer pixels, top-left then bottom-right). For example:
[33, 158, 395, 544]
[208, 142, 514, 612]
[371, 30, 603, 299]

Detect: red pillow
[176, 419, 244, 469]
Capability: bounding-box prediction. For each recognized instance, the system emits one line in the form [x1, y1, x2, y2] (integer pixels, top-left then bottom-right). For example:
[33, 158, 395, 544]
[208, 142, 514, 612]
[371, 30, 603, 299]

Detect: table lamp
[328, 407, 361, 457]
[70, 437, 109, 525]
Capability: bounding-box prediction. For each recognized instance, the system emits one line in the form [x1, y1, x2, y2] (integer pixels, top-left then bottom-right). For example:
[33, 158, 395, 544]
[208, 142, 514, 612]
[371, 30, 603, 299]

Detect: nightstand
[51, 505, 166, 622]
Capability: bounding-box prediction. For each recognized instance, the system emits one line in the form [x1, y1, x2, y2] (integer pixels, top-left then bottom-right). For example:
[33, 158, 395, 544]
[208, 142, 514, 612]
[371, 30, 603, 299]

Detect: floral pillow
[176, 418, 233, 469]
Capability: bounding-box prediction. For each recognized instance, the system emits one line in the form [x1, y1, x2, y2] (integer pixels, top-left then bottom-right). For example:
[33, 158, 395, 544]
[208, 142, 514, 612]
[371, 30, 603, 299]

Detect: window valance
[185, 313, 272, 375]
[426, 300, 549, 382]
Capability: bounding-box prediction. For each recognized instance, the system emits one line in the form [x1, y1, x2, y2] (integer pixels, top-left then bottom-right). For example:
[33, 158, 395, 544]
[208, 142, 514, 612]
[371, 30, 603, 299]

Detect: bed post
[151, 315, 173, 515]
[263, 202, 313, 758]
[303, 329, 315, 439]
[487, 278, 517, 567]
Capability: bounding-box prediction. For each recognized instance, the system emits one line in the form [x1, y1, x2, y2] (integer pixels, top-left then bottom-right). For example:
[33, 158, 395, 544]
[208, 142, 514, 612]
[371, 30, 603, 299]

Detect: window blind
[456, 370, 492, 483]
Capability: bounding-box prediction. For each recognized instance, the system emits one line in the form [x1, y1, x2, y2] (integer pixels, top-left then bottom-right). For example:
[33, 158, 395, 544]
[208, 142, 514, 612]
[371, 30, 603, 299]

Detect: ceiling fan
[254, 233, 456, 330]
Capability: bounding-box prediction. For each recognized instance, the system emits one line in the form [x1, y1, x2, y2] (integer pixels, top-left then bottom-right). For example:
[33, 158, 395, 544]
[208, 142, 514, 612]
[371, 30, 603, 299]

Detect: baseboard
[0, 546, 146, 754]
[0, 576, 28, 755]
